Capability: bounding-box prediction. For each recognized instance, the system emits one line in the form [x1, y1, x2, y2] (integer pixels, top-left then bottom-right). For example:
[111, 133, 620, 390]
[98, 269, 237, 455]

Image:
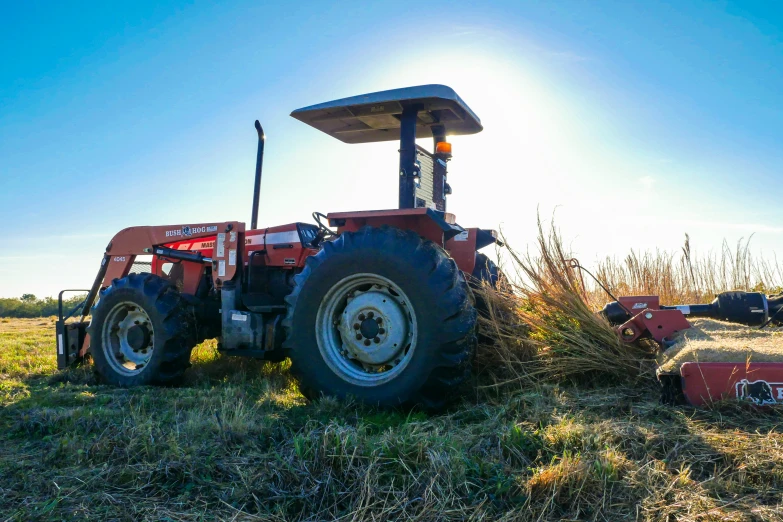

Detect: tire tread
[87, 273, 196, 386]
[283, 226, 477, 409]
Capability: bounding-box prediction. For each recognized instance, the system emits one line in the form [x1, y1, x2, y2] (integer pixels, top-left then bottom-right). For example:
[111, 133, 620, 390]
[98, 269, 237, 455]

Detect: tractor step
[244, 305, 287, 313]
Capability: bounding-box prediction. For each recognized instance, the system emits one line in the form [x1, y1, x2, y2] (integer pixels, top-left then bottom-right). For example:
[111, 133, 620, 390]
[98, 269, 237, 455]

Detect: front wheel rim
[101, 301, 155, 376]
[316, 273, 417, 387]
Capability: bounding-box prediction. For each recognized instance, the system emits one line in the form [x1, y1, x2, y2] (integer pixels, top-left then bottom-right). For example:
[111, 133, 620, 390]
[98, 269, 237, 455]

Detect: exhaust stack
[251, 120, 265, 230]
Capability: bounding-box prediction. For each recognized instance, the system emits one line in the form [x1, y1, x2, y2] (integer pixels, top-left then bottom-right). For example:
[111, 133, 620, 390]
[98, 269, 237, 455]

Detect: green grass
[1, 318, 782, 521]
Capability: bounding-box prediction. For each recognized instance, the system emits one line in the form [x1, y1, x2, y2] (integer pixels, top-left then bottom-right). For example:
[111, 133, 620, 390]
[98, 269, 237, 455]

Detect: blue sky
[1, 0, 781, 297]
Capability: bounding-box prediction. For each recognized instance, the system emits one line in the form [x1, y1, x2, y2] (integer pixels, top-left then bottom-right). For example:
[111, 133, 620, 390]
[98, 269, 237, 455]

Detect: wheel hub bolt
[364, 339, 371, 346]
[373, 337, 380, 343]
[355, 333, 362, 340]
[378, 328, 385, 335]
[353, 323, 360, 330]
[375, 317, 382, 324]
[358, 313, 366, 321]
[367, 312, 374, 319]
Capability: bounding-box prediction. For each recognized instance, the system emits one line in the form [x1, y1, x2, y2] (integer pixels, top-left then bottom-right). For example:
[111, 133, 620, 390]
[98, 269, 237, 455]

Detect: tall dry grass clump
[593, 235, 783, 306]
[475, 217, 658, 391]
[475, 218, 782, 395]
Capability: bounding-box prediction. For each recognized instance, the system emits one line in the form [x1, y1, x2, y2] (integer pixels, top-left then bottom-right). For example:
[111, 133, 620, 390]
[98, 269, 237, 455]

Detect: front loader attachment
[55, 289, 90, 370]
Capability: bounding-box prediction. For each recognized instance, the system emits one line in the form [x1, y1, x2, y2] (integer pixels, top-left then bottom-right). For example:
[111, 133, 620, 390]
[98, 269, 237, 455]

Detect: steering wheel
[312, 212, 336, 239]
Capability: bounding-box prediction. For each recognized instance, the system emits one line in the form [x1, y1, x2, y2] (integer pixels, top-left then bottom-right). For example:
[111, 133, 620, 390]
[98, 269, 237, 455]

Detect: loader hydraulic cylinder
[151, 246, 212, 264]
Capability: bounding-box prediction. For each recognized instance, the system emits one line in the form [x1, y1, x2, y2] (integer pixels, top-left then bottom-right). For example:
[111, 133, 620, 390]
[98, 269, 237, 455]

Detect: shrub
[0, 294, 86, 318]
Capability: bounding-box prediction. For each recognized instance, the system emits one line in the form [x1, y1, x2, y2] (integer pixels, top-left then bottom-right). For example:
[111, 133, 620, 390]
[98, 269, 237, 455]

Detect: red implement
[614, 296, 692, 344]
[680, 362, 783, 406]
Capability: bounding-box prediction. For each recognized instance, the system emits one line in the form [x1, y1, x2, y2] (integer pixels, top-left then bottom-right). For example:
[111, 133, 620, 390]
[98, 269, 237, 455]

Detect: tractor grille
[129, 261, 152, 275]
[414, 146, 435, 209]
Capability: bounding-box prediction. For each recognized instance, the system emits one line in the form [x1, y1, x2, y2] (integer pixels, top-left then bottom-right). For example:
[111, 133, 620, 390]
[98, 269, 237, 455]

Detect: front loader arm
[80, 221, 245, 321]
[58, 221, 244, 371]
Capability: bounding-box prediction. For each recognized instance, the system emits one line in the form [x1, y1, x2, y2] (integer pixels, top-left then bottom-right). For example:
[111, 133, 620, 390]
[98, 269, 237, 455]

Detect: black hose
[567, 259, 633, 316]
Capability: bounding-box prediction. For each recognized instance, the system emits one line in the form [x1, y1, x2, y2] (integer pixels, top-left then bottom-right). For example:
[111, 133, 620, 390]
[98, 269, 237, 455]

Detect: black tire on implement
[88, 273, 197, 386]
[283, 226, 477, 410]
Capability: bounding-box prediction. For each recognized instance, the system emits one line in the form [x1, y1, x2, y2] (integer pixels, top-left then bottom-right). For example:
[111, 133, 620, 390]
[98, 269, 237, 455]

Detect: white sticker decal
[113, 256, 126, 262]
[165, 225, 217, 238]
[230, 231, 237, 243]
[217, 233, 226, 258]
[245, 230, 301, 246]
[231, 313, 247, 322]
[218, 260, 226, 277]
[454, 230, 469, 242]
[228, 249, 236, 266]
[284, 258, 296, 265]
[58, 333, 64, 355]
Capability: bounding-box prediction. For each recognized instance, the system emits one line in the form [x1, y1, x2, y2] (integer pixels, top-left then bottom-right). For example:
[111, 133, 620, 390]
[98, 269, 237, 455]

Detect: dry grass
[475, 217, 658, 393]
[659, 318, 783, 372]
[476, 217, 783, 388]
[2, 318, 782, 521]
[593, 235, 783, 306]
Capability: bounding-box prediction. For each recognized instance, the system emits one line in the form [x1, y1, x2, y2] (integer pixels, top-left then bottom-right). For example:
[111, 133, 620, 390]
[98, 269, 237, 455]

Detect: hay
[658, 318, 783, 373]
[476, 217, 658, 389]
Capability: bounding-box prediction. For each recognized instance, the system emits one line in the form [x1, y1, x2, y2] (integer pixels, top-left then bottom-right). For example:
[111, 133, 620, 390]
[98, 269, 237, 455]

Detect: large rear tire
[88, 273, 197, 386]
[283, 226, 477, 409]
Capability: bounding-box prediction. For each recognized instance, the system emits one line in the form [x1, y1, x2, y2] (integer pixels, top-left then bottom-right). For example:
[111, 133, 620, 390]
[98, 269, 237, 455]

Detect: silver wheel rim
[101, 301, 155, 376]
[316, 273, 417, 386]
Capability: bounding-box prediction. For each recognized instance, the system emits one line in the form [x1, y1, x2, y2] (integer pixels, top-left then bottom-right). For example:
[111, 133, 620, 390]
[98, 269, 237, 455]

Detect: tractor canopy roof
[290, 84, 482, 144]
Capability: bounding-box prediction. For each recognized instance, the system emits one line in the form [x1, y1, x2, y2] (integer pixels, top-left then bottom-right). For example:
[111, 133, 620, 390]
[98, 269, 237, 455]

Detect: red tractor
[56, 85, 501, 409]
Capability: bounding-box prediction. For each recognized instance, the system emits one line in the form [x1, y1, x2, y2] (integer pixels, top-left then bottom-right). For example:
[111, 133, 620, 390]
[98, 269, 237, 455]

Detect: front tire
[471, 252, 502, 290]
[283, 226, 477, 409]
[470, 252, 508, 345]
[88, 273, 197, 386]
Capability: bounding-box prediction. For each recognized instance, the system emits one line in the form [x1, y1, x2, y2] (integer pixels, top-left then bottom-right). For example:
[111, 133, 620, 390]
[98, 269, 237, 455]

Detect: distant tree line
[0, 294, 87, 318]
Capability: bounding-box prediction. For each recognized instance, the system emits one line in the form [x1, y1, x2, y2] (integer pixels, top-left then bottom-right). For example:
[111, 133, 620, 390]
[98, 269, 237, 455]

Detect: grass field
[1, 316, 782, 521]
[2, 225, 782, 521]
